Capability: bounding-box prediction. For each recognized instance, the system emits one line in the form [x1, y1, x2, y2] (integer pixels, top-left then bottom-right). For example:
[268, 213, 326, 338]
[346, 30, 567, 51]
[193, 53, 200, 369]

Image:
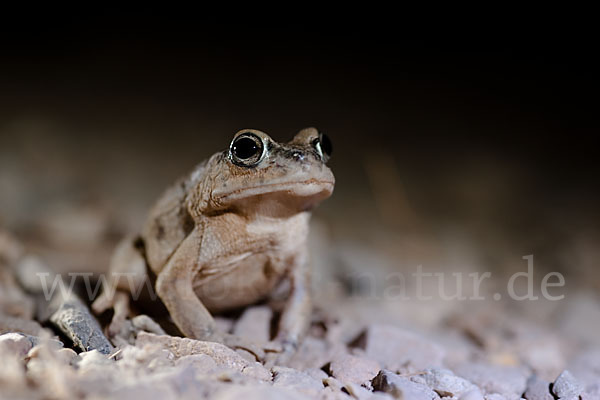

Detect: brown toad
[94, 128, 334, 360]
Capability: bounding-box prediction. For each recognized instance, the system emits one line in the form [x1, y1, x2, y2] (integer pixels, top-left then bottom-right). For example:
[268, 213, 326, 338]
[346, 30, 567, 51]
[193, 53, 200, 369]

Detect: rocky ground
[2, 33, 599, 400]
[1, 226, 600, 400]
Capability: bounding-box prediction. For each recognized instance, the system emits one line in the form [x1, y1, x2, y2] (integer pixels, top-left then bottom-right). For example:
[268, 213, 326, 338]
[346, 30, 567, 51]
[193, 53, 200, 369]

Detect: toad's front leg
[270, 249, 312, 364]
[155, 228, 218, 340]
[155, 228, 277, 359]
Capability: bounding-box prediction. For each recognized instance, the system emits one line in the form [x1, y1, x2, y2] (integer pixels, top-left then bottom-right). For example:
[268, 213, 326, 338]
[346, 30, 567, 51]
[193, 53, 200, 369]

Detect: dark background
[0, 20, 598, 286]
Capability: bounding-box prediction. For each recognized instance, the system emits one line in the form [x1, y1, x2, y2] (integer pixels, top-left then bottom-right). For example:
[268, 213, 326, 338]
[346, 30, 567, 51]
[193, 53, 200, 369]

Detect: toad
[93, 128, 334, 361]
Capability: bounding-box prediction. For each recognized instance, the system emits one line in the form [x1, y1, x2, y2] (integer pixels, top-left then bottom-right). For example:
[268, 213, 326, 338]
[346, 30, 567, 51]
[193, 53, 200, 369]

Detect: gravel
[352, 324, 445, 372]
[2, 230, 600, 399]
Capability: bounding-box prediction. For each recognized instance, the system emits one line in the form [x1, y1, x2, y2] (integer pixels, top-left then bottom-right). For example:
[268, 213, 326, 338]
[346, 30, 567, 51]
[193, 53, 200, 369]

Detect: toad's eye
[230, 133, 265, 167]
[312, 132, 333, 162]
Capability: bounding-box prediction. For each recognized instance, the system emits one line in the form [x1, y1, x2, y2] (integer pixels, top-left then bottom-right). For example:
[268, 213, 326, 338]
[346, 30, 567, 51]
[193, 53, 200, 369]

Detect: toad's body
[95, 128, 334, 358]
[187, 212, 309, 312]
[145, 185, 310, 312]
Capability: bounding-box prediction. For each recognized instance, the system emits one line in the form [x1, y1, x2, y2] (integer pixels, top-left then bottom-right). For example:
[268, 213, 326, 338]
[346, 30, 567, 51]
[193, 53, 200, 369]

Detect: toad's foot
[93, 290, 165, 347]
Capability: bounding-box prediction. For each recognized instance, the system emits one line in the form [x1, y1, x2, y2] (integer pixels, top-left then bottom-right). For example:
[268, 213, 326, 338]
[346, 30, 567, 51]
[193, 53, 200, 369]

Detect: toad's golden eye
[230, 133, 265, 167]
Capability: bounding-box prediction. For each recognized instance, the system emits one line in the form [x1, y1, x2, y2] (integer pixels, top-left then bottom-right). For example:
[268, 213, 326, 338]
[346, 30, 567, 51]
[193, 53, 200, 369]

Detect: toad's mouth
[214, 179, 335, 204]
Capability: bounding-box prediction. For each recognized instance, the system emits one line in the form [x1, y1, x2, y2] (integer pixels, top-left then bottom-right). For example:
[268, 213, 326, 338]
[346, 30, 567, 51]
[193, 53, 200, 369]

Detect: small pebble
[57, 348, 80, 365]
[272, 366, 324, 391]
[0, 332, 32, 357]
[459, 389, 485, 400]
[524, 375, 553, 400]
[421, 368, 477, 397]
[233, 306, 272, 343]
[454, 362, 528, 400]
[235, 348, 258, 363]
[355, 325, 445, 372]
[329, 353, 380, 385]
[79, 349, 112, 369]
[304, 367, 329, 381]
[323, 376, 345, 393]
[485, 394, 507, 400]
[372, 370, 439, 400]
[552, 370, 583, 400]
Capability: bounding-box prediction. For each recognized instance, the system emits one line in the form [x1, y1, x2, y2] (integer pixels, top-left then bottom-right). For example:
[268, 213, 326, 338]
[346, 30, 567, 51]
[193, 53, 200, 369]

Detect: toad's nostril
[292, 151, 304, 161]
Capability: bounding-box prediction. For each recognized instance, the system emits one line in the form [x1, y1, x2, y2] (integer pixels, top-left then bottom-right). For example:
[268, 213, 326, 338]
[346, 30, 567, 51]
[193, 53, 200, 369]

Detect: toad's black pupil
[233, 137, 260, 159]
[320, 133, 333, 156]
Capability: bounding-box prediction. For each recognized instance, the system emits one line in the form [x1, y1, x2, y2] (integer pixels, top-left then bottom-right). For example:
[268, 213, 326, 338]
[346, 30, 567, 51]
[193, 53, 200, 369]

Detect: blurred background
[0, 19, 598, 311]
